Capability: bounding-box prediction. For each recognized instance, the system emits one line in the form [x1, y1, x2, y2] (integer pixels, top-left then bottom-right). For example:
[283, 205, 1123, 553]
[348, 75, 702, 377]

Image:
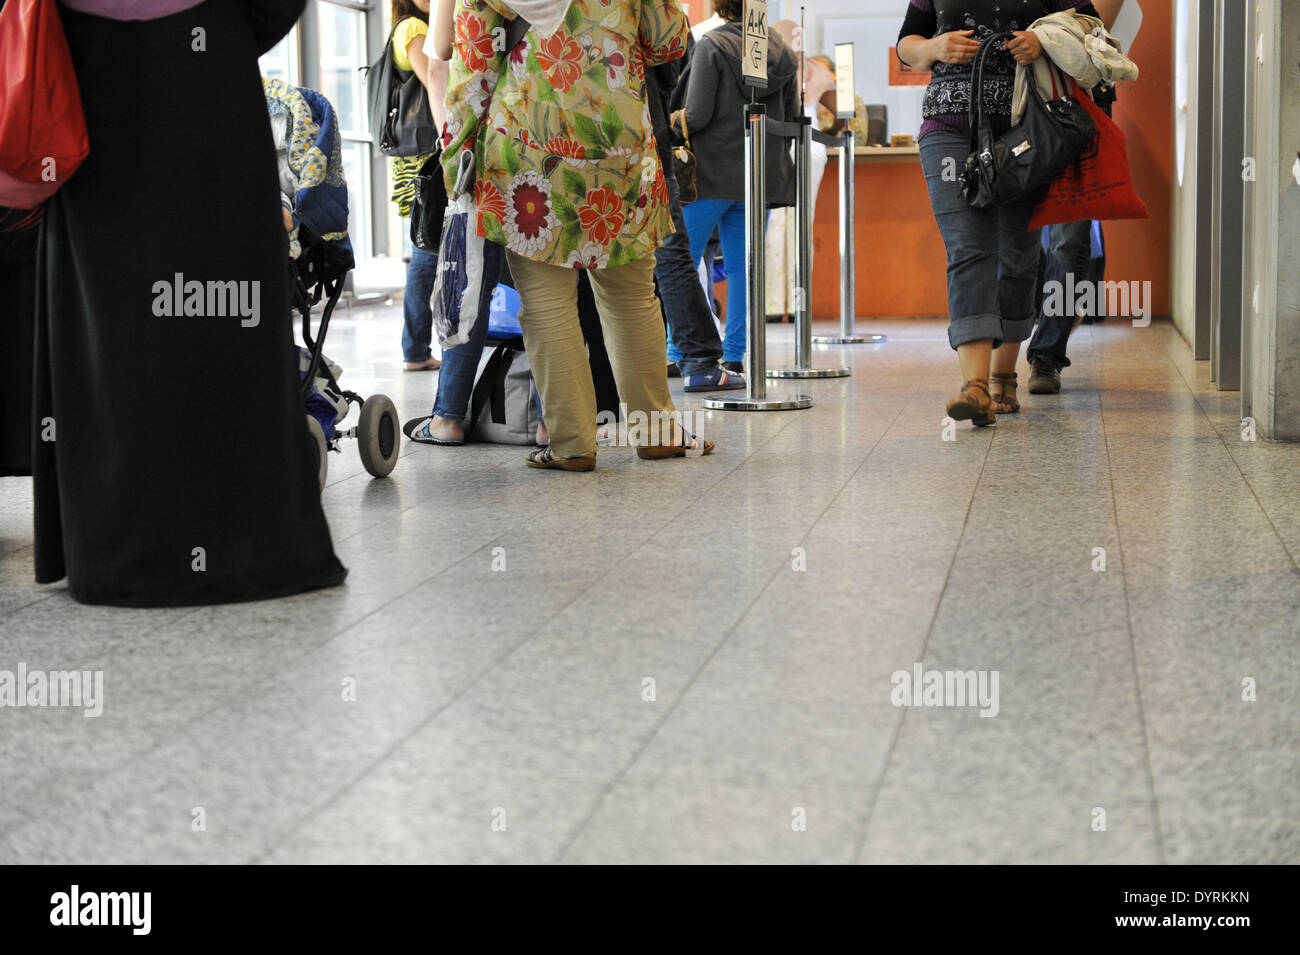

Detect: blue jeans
[654, 160, 724, 378]
[1026, 219, 1094, 371]
[919, 130, 1041, 350]
[402, 244, 438, 363]
[673, 198, 747, 364]
[431, 239, 504, 421]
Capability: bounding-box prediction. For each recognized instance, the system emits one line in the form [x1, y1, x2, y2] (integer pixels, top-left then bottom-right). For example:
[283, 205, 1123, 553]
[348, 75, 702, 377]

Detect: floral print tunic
[442, 0, 688, 269]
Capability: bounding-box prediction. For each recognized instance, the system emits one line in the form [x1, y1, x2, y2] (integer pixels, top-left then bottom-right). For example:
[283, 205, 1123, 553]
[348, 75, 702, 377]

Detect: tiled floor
[1, 309, 1298, 864]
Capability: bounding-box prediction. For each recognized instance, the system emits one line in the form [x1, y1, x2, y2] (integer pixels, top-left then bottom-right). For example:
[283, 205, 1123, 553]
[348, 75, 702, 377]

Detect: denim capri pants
[918, 129, 1043, 350]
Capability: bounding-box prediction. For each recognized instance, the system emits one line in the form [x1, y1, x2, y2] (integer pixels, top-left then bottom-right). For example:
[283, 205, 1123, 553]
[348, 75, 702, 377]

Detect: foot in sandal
[403, 356, 441, 372]
[526, 446, 596, 471]
[991, 372, 1020, 414]
[945, 379, 996, 428]
[636, 429, 715, 459]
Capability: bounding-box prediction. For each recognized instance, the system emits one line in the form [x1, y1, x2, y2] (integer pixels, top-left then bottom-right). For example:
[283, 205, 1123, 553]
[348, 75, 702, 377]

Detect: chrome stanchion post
[748, 100, 767, 400]
[769, 115, 849, 379]
[704, 103, 812, 412]
[813, 127, 887, 346]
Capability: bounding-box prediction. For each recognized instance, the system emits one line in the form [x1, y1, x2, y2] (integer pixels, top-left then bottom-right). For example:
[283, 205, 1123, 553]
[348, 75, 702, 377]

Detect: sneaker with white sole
[683, 366, 747, 392]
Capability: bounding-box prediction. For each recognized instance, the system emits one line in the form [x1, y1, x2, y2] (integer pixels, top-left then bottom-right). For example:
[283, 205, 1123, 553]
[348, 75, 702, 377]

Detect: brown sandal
[991, 372, 1020, 414]
[636, 430, 715, 459]
[946, 378, 996, 427]
[526, 446, 596, 471]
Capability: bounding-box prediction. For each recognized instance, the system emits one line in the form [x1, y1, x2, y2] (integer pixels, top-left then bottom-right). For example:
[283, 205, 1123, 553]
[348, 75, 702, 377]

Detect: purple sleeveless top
[60, 1, 205, 20]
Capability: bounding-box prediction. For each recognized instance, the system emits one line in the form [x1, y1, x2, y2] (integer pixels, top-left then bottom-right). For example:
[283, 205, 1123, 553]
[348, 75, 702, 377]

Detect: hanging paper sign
[834, 42, 855, 118]
[742, 0, 768, 89]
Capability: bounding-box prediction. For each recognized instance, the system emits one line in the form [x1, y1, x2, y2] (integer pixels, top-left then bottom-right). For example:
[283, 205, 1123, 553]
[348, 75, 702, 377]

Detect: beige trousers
[507, 251, 677, 459]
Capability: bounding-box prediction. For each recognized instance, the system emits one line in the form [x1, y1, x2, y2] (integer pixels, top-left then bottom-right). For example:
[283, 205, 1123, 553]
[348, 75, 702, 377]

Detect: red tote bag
[1029, 78, 1148, 230]
[0, 0, 90, 209]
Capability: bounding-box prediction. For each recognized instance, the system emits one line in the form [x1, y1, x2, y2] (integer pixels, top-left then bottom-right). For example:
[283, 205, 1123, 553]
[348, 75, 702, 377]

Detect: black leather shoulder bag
[960, 32, 1097, 209]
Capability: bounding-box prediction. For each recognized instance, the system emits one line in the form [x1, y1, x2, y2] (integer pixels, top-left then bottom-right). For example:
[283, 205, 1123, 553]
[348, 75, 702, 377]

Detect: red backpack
[0, 0, 89, 208]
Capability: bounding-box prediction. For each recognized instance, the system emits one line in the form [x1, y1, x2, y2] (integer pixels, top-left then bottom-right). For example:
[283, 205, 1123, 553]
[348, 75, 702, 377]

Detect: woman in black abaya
[33, 0, 346, 605]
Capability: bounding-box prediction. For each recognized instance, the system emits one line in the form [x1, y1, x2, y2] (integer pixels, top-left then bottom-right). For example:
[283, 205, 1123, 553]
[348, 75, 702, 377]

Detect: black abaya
[0, 209, 38, 477]
[34, 0, 346, 606]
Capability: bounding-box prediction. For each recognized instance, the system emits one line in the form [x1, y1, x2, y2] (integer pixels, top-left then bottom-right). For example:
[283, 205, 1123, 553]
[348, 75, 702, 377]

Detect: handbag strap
[673, 110, 691, 149]
[968, 32, 1016, 156]
[505, 16, 531, 56]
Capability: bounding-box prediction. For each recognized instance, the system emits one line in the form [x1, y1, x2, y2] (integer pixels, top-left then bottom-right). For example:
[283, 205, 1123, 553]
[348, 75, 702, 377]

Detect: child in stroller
[265, 77, 400, 488]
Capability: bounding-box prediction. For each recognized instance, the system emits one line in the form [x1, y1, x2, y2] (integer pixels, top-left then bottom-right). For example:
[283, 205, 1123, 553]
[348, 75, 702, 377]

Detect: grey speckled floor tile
[2, 315, 1298, 864]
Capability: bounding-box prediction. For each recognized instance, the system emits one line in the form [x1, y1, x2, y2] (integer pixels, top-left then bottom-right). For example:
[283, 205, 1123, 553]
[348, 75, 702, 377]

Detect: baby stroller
[266, 78, 401, 488]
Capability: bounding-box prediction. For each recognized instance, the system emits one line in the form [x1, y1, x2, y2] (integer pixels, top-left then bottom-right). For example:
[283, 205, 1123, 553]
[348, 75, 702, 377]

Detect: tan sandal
[991, 372, 1020, 414]
[946, 378, 996, 428]
[526, 446, 595, 471]
[636, 430, 715, 459]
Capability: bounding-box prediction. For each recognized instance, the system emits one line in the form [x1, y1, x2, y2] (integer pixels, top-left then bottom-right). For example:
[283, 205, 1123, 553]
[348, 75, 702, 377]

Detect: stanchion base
[811, 334, 888, 345]
[701, 393, 814, 411]
[766, 366, 851, 378]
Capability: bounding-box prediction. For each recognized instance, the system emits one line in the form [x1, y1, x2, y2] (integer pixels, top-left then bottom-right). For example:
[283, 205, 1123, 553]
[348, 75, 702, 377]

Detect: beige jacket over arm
[1010, 10, 1139, 123]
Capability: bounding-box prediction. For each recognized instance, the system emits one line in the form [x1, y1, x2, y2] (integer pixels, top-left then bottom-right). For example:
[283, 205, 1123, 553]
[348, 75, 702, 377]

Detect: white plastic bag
[431, 149, 487, 348]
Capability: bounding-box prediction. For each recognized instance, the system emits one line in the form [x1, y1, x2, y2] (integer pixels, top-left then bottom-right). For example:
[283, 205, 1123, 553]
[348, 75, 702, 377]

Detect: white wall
[1169, 0, 1198, 346]
[792, 0, 926, 136]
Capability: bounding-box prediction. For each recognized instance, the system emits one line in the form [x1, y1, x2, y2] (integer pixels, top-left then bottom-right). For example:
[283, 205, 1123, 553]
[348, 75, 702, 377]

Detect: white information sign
[834, 42, 855, 119]
[742, 0, 769, 89]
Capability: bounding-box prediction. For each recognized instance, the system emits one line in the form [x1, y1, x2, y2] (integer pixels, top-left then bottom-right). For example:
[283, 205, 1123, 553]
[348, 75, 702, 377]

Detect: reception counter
[810, 146, 950, 321]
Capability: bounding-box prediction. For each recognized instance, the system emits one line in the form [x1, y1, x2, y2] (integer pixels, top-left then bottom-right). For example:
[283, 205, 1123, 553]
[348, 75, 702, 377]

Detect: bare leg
[990, 341, 1022, 413]
[958, 339, 993, 384]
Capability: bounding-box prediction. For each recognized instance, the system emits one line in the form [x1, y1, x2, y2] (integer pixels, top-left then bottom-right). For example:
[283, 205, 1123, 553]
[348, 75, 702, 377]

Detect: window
[317, 0, 369, 136]
[259, 27, 300, 85]
[339, 141, 373, 261]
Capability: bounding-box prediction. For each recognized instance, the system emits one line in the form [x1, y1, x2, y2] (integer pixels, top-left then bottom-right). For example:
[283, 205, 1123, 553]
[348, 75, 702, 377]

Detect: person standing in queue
[442, 0, 712, 470]
[33, 0, 346, 605]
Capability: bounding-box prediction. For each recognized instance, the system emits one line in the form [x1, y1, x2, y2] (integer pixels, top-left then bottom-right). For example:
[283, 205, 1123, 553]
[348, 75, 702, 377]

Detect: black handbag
[410, 150, 448, 249]
[365, 18, 438, 157]
[960, 32, 1097, 209]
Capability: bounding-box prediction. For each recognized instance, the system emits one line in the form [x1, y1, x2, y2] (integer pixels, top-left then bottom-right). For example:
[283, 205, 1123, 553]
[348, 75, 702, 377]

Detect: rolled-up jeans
[919, 129, 1042, 350]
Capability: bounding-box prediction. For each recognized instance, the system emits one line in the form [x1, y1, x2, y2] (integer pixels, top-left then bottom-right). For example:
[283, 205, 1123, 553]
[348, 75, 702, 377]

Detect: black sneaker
[721, 360, 744, 373]
[1027, 360, 1061, 394]
[666, 362, 681, 378]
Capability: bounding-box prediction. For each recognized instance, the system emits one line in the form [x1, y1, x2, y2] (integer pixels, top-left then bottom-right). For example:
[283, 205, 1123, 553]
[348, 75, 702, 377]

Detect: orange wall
[683, 0, 710, 24]
[810, 0, 1173, 320]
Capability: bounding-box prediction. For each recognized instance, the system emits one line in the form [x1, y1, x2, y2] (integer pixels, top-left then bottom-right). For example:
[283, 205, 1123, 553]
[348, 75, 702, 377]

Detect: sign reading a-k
[742, 0, 768, 90]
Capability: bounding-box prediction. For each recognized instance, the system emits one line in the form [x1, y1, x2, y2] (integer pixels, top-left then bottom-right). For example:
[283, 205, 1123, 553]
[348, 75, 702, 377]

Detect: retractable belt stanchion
[703, 102, 812, 412]
[768, 115, 850, 379]
[812, 127, 888, 346]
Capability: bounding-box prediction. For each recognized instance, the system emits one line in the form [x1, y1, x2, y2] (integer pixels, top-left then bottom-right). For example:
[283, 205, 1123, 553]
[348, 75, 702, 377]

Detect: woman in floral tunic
[443, 0, 711, 469]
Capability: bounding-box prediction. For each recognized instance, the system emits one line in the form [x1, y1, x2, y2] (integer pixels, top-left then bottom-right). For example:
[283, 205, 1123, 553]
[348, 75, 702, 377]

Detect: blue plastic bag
[486, 284, 521, 340]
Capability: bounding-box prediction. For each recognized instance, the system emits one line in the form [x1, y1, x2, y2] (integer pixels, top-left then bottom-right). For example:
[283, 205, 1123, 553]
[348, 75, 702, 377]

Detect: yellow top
[392, 15, 429, 73]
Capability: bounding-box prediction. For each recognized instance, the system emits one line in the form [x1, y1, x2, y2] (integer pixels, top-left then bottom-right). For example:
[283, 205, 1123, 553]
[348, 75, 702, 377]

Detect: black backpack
[364, 18, 437, 157]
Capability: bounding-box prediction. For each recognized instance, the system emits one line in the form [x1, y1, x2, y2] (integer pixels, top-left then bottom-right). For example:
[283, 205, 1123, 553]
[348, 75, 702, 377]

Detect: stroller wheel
[306, 414, 328, 490]
[358, 394, 400, 478]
